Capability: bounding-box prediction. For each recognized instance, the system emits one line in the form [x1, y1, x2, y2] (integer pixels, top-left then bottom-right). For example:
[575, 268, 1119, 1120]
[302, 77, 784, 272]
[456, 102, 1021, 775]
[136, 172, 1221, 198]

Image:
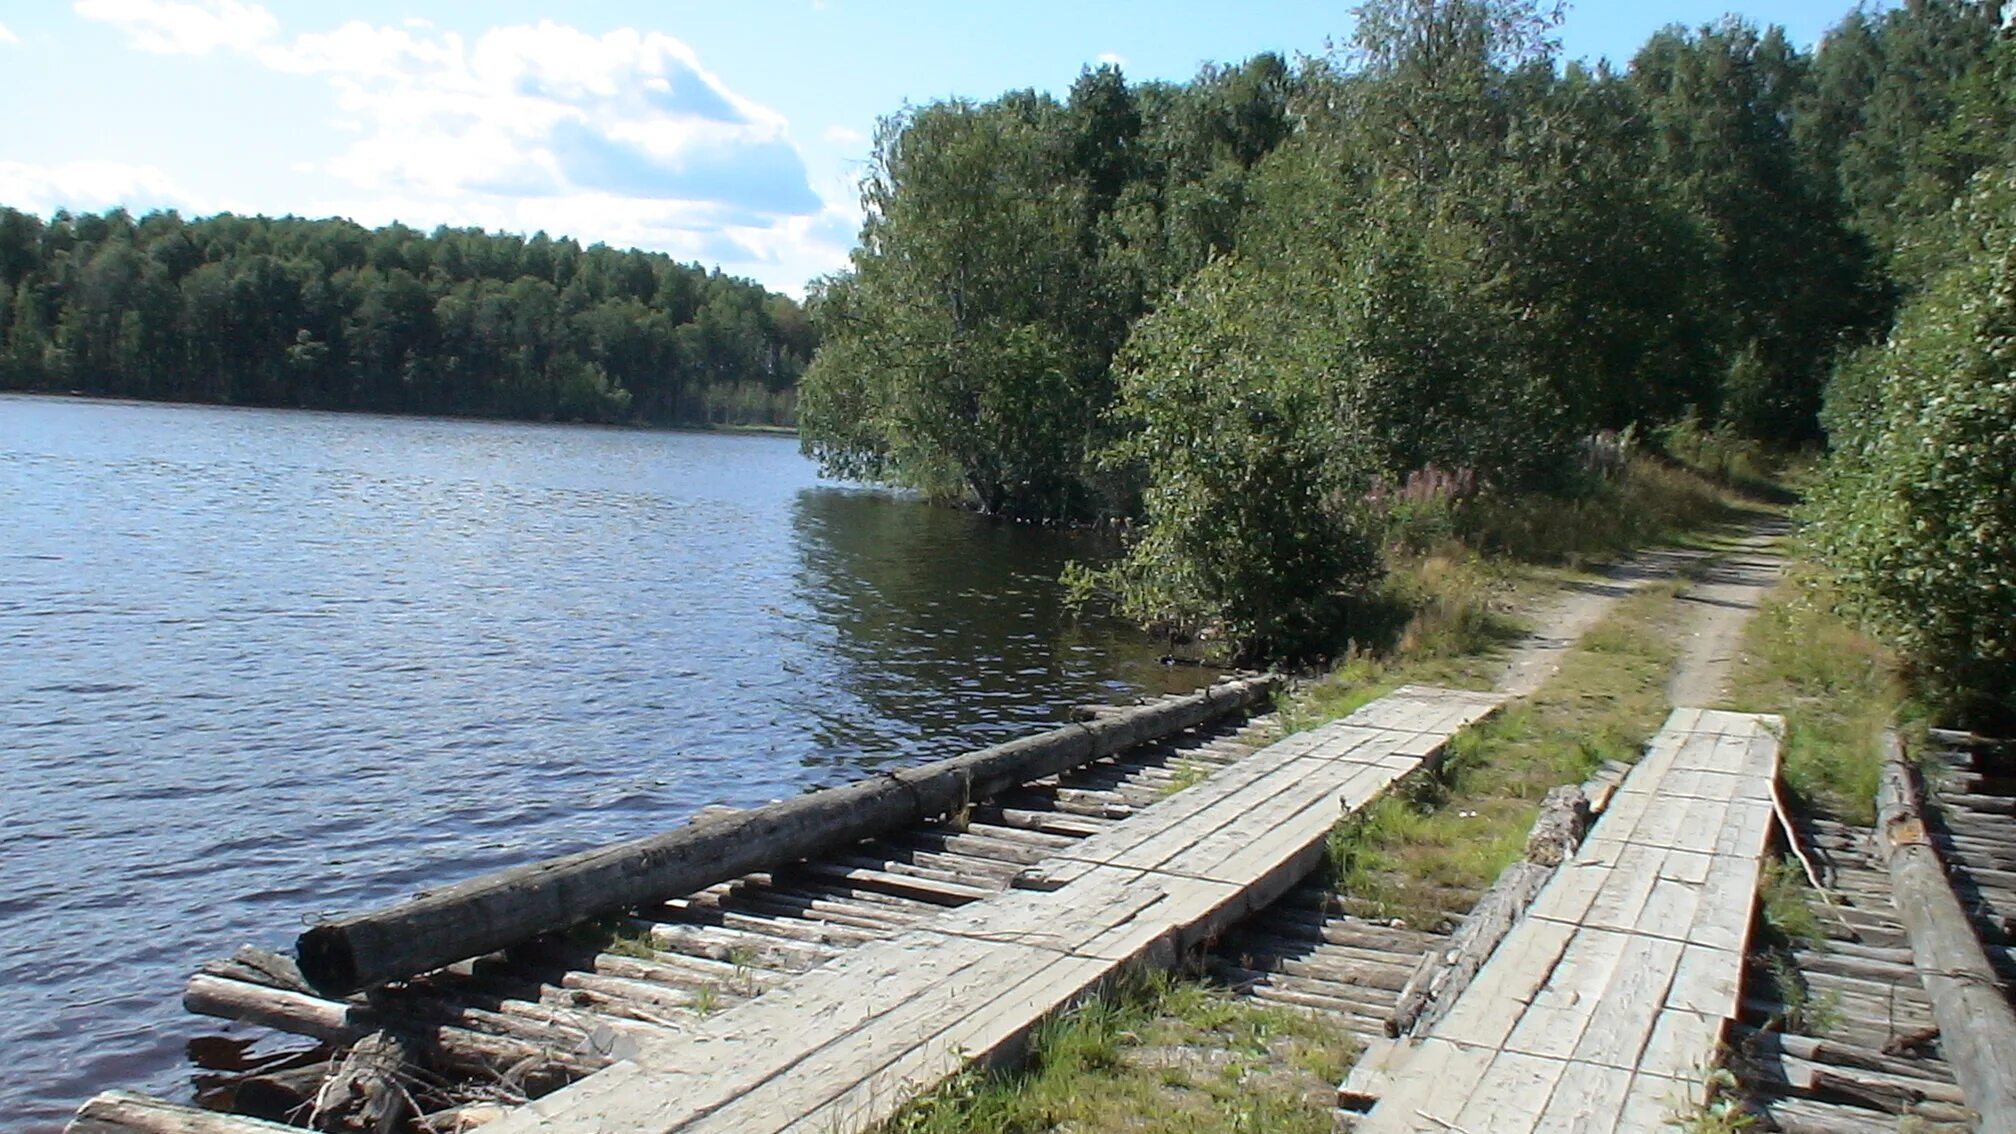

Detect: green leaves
[1807, 162, 2016, 725]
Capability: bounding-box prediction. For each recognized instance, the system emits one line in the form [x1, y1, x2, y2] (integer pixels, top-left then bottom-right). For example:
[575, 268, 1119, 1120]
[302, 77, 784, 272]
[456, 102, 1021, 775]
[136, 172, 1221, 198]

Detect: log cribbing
[1873, 728, 2016, 1132]
[295, 674, 1277, 995]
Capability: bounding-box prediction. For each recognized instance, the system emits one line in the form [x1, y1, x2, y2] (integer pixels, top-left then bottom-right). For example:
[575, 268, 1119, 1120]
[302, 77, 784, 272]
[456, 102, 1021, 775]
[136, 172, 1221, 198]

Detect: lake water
[0, 395, 1206, 1131]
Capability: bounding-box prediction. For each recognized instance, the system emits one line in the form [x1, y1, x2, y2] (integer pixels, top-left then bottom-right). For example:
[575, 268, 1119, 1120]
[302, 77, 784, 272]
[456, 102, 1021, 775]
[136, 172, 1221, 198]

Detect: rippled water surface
[0, 395, 1207, 1130]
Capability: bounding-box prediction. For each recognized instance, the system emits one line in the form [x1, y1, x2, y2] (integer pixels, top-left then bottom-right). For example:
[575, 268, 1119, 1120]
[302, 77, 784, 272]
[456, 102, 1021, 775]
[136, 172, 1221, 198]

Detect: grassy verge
[884, 969, 1356, 1134]
[1323, 582, 1691, 931]
[1718, 571, 1909, 826]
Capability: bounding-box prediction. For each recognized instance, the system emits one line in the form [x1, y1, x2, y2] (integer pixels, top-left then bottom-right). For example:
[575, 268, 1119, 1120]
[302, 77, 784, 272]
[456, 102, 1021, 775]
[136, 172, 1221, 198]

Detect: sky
[0, 1, 1876, 297]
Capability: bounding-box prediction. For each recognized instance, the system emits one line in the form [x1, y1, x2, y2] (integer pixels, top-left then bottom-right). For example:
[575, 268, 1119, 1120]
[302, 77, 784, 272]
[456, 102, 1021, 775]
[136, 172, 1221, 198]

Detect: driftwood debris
[310, 1031, 417, 1134]
[1385, 783, 1593, 1037]
[1872, 728, 2016, 1132]
[296, 675, 1276, 995]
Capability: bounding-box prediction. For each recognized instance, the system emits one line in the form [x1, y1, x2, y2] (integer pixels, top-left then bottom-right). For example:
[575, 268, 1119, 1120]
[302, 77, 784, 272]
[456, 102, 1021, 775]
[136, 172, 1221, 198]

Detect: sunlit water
[0, 395, 1207, 1130]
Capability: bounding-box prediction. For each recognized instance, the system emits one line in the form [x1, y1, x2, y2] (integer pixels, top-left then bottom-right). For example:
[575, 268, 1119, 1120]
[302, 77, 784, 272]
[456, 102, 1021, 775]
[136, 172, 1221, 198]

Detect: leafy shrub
[1807, 162, 2016, 725]
[1096, 255, 1384, 661]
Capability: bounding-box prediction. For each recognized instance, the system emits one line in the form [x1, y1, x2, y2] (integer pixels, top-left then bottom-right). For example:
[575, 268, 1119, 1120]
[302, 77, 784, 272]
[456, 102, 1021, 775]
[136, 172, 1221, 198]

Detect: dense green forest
[799, 0, 2016, 721]
[0, 210, 816, 426]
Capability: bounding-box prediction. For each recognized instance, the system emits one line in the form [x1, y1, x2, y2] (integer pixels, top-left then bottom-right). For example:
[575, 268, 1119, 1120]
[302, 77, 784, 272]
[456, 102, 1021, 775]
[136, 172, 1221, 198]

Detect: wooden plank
[1358, 711, 1782, 1133]
[1638, 1007, 1723, 1083]
[1566, 931, 1684, 1071]
[1532, 1061, 1632, 1133]
[1452, 1049, 1568, 1134]
[1430, 916, 1578, 1052]
[467, 686, 1506, 1134]
[1502, 923, 1631, 1061]
[1368, 1039, 1497, 1132]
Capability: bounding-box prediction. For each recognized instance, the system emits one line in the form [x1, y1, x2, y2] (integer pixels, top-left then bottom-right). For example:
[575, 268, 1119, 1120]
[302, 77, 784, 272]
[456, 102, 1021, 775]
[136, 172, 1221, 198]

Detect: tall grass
[1450, 456, 1742, 567]
[1720, 572, 1908, 825]
[882, 968, 1355, 1134]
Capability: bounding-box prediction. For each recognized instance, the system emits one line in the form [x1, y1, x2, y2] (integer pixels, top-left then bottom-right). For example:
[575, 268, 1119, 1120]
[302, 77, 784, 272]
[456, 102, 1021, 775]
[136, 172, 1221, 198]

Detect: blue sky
[0, 1, 1872, 296]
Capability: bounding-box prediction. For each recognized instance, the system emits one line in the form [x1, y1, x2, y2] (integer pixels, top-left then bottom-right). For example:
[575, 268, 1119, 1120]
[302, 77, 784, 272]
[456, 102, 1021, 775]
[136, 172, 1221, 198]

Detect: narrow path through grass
[880, 527, 1760, 1134]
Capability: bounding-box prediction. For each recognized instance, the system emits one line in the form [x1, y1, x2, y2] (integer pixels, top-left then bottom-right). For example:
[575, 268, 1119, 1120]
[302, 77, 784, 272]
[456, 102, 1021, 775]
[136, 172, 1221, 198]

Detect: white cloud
[1096, 51, 1128, 67]
[58, 6, 857, 289]
[73, 0, 278, 55]
[250, 18, 820, 218]
[0, 21, 20, 45]
[823, 124, 866, 144]
[0, 159, 189, 213]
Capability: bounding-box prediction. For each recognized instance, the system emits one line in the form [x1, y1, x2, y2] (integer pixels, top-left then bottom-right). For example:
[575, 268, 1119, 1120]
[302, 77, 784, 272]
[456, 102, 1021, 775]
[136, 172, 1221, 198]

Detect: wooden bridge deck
[477, 685, 1503, 1134]
[1353, 708, 1782, 1133]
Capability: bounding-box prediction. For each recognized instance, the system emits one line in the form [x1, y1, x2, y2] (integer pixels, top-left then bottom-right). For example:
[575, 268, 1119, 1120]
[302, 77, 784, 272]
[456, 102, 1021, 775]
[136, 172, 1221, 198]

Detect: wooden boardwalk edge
[1351, 708, 1785, 1134]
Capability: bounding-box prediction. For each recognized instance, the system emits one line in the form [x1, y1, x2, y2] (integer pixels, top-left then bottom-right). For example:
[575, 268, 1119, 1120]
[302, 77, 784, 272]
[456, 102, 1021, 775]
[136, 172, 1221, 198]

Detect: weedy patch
[570, 915, 662, 960]
[1323, 583, 1688, 931]
[1720, 572, 1909, 825]
[1753, 860, 1842, 1037]
[1667, 1064, 1757, 1132]
[880, 969, 1355, 1134]
[1161, 757, 1213, 796]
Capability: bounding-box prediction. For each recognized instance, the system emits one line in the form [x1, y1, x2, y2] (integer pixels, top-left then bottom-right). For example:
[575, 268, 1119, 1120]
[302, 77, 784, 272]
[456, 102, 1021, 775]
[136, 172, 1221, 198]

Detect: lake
[0, 395, 1207, 1131]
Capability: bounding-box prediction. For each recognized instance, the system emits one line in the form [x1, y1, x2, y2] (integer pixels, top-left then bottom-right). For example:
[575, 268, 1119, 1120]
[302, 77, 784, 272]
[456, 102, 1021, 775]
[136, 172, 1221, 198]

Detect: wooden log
[1522, 784, 1591, 867]
[1873, 728, 2016, 1132]
[184, 974, 605, 1083]
[227, 1060, 330, 1125]
[1384, 784, 1592, 1038]
[68, 1091, 301, 1134]
[296, 674, 1276, 995]
[310, 1031, 415, 1134]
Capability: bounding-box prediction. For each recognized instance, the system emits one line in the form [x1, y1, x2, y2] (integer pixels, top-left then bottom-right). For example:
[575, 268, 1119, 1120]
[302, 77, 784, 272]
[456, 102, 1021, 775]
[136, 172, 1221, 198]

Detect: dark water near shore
[0, 395, 1207, 1130]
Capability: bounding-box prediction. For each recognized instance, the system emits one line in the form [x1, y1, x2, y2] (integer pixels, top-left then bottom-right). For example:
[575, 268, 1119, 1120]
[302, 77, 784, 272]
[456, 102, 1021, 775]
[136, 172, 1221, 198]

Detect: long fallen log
[1873, 728, 2016, 1132]
[297, 674, 1277, 995]
[1384, 782, 1593, 1038]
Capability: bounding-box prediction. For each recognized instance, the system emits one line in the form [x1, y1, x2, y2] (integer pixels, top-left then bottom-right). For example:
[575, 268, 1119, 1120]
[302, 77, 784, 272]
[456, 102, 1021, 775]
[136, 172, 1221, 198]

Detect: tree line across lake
[798, 0, 2016, 723]
[0, 210, 817, 427]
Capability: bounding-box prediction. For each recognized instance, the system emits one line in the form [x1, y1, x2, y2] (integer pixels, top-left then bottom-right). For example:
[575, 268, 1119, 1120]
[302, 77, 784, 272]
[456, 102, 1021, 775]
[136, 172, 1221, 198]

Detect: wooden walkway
[480, 685, 1502, 1134]
[1353, 708, 1782, 1133]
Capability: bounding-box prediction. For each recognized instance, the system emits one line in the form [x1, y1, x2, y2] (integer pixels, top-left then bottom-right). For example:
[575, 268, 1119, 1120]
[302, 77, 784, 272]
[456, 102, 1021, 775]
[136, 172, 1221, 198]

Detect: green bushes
[1094, 255, 1384, 661]
[1806, 163, 2016, 725]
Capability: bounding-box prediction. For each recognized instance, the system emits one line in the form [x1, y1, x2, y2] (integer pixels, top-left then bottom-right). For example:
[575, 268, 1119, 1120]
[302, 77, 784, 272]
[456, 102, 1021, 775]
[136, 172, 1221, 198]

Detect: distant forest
[0, 210, 817, 426]
[799, 0, 2015, 713]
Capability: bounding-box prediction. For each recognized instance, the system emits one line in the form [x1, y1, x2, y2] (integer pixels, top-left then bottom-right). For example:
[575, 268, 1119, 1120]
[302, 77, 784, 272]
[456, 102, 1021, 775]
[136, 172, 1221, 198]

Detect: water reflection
[789, 488, 1207, 774]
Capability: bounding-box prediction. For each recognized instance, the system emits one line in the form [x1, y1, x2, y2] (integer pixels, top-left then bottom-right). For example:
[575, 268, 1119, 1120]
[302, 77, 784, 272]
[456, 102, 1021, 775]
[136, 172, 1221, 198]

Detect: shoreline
[0, 388, 801, 439]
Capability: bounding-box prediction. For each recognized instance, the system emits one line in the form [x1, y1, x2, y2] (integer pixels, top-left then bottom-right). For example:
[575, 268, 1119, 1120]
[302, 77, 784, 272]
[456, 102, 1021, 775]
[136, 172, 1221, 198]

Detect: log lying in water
[296, 674, 1277, 996]
[1874, 729, 2016, 1132]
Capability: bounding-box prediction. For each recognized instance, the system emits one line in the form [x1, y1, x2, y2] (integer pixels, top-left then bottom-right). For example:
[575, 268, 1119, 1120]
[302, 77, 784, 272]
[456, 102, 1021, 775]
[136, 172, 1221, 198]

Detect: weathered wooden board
[1355, 709, 1781, 1133]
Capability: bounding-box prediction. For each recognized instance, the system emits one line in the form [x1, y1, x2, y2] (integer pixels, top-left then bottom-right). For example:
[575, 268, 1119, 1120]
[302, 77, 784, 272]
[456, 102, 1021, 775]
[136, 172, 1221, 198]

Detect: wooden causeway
[1357, 708, 1782, 1133]
[481, 685, 1502, 1134]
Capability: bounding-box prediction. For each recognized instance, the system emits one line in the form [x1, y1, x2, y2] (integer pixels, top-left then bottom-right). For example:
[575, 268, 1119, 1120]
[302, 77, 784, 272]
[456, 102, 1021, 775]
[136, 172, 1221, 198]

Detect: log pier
[70, 677, 1285, 1130]
[61, 683, 2016, 1134]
